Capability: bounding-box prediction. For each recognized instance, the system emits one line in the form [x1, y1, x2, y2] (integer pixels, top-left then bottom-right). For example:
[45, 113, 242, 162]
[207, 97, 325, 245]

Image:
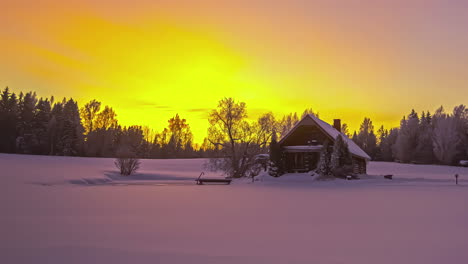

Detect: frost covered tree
[317, 141, 332, 178]
[452, 105, 468, 162]
[330, 135, 352, 177]
[432, 107, 461, 165]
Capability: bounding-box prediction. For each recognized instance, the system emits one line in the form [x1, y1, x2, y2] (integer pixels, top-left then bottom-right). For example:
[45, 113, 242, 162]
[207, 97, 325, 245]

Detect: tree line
[0, 87, 206, 158]
[1, 87, 467, 166]
[352, 107, 468, 165]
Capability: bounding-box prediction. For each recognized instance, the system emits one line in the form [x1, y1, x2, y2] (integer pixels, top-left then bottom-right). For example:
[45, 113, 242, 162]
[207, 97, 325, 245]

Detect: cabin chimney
[333, 119, 341, 132]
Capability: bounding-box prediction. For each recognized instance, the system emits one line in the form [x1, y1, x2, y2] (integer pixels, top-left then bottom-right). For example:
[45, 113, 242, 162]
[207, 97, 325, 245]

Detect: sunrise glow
[3, 1, 468, 142]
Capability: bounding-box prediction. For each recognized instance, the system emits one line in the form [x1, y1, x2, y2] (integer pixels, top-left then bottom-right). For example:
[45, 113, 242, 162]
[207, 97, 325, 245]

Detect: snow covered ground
[1, 153, 468, 264]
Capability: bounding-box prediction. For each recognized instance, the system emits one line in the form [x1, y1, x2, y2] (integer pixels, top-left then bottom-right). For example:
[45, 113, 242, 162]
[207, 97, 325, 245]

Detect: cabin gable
[280, 124, 330, 147]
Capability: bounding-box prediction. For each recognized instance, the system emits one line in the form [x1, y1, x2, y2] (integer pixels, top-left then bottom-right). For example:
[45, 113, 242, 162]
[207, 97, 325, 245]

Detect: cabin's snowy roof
[279, 114, 371, 160]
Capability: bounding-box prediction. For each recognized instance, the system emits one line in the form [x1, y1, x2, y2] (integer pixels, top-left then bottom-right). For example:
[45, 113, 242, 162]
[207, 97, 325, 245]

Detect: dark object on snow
[455, 174, 459, 185]
[346, 175, 352, 180]
[196, 172, 232, 185]
[348, 173, 360, 180]
[384, 174, 393, 180]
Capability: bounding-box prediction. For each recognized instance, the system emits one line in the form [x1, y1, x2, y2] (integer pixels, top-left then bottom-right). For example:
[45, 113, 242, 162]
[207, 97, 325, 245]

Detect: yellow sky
[2, 1, 468, 142]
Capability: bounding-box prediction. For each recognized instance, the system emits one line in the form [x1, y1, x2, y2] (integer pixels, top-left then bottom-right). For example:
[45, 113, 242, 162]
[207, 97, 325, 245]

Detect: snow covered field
[1, 153, 468, 264]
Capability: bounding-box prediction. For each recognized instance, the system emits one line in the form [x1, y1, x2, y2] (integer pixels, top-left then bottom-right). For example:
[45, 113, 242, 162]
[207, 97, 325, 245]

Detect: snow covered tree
[317, 141, 332, 178]
[432, 107, 461, 165]
[330, 135, 352, 177]
[452, 105, 468, 162]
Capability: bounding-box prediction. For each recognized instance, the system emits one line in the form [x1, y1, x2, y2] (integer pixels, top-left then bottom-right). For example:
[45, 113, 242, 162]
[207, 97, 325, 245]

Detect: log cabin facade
[278, 114, 370, 174]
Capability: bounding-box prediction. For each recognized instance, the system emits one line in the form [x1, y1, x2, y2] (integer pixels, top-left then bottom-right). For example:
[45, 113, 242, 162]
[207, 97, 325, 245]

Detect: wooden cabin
[278, 115, 370, 174]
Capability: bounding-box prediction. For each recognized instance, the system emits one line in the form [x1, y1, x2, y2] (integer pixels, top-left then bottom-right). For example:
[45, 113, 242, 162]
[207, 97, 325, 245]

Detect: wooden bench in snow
[195, 172, 232, 185]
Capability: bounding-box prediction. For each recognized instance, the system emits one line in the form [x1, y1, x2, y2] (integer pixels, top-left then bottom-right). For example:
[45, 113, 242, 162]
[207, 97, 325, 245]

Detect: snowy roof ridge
[279, 114, 371, 160]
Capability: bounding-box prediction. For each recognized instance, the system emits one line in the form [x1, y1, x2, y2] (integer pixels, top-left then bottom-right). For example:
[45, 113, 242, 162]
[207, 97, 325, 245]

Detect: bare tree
[95, 106, 118, 130]
[206, 98, 271, 178]
[80, 100, 101, 135]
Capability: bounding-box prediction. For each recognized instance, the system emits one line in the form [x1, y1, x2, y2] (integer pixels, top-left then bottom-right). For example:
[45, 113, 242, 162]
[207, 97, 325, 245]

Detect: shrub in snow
[114, 147, 140, 176]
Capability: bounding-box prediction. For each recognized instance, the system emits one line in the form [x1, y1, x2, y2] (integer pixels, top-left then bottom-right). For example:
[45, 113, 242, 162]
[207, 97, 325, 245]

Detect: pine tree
[0, 87, 19, 153]
[31, 98, 51, 154]
[356, 117, 377, 159]
[341, 123, 350, 137]
[414, 111, 435, 163]
[268, 132, 282, 177]
[379, 127, 397, 161]
[61, 99, 84, 156]
[394, 110, 421, 163]
[16, 92, 37, 153]
[394, 116, 410, 162]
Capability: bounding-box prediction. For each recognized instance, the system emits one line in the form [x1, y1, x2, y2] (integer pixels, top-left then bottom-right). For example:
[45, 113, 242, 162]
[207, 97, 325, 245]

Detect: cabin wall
[282, 152, 320, 172]
[352, 157, 367, 174]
